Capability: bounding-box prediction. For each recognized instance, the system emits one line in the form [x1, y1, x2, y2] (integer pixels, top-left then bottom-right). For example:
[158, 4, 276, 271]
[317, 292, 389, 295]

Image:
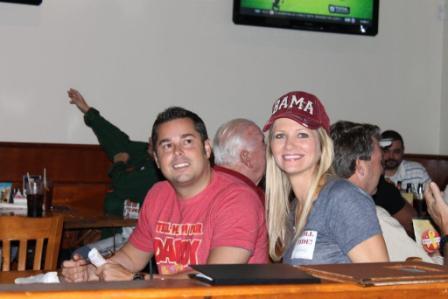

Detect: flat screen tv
[0, 0, 42, 5]
[233, 0, 379, 36]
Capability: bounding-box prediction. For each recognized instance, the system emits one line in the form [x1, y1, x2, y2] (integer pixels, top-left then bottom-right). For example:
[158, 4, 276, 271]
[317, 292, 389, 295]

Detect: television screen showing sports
[233, 0, 379, 36]
[0, 0, 42, 4]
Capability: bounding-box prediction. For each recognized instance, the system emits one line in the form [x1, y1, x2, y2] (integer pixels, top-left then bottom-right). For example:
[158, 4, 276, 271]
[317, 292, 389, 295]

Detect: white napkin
[15, 271, 60, 284]
[0, 202, 26, 209]
[88, 248, 106, 267]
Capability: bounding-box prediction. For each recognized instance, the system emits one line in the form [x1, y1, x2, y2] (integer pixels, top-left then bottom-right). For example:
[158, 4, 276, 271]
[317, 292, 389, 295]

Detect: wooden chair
[0, 215, 63, 271]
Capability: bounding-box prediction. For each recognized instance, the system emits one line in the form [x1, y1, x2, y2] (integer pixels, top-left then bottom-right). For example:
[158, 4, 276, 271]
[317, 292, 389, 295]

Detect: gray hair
[213, 118, 261, 166]
[330, 121, 380, 178]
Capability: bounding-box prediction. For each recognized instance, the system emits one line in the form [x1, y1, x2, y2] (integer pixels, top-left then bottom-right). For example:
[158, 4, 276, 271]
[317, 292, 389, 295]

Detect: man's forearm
[108, 243, 152, 273]
[109, 250, 140, 273]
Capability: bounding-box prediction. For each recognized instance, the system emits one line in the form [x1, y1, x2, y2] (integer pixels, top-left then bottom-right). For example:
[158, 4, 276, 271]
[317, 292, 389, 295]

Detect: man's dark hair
[330, 121, 380, 179]
[151, 106, 208, 148]
[380, 130, 404, 148]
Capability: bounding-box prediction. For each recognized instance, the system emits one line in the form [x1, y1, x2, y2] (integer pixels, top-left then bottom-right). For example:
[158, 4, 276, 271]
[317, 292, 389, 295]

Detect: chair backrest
[0, 215, 63, 271]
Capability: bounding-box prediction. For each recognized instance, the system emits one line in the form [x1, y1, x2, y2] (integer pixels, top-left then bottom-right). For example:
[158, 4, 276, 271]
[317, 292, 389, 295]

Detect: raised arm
[67, 88, 91, 114]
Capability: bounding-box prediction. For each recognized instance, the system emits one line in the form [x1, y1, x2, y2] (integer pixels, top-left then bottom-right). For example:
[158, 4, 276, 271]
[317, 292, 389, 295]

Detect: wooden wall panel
[404, 154, 448, 189]
[0, 142, 111, 210]
[0, 142, 447, 212]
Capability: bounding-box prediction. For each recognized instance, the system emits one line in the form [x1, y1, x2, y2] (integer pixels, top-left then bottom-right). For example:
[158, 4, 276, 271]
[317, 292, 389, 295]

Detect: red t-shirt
[213, 165, 265, 205]
[129, 169, 268, 275]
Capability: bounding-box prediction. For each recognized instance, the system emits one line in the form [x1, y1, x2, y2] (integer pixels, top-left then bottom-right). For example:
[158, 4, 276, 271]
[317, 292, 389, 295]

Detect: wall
[441, 0, 448, 154]
[0, 0, 445, 154]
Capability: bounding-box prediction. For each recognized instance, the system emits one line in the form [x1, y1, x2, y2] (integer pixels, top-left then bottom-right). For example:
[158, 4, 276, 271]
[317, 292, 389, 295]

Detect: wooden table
[0, 206, 137, 249]
[1, 271, 448, 299]
[0, 271, 42, 284]
[0, 206, 137, 230]
[51, 206, 137, 249]
[50, 207, 137, 230]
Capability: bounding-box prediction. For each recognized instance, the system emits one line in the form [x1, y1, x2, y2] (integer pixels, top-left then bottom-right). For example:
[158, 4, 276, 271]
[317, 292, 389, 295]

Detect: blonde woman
[263, 91, 388, 265]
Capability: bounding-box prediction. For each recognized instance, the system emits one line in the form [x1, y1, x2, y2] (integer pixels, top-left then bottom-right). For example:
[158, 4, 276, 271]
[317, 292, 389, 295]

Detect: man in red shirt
[62, 107, 268, 282]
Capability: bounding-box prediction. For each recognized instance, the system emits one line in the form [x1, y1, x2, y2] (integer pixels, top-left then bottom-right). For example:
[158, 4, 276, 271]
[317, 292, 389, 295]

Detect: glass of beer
[25, 177, 44, 217]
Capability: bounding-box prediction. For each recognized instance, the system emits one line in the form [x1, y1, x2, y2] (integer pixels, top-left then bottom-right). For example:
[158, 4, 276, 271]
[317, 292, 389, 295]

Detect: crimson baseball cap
[263, 91, 330, 133]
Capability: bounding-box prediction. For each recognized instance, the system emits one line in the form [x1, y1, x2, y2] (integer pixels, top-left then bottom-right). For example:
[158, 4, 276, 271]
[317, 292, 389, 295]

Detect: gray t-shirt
[283, 179, 381, 265]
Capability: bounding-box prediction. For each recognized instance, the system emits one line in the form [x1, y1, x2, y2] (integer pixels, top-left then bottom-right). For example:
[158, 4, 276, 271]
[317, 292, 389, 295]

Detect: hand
[96, 261, 134, 281]
[425, 182, 448, 235]
[113, 152, 130, 163]
[60, 254, 99, 283]
[67, 88, 91, 114]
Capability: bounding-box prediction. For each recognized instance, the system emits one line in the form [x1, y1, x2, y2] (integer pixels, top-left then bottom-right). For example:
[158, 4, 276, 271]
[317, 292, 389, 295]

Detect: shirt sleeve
[326, 181, 382, 255]
[128, 186, 157, 253]
[83, 107, 133, 160]
[209, 186, 264, 254]
[420, 167, 431, 184]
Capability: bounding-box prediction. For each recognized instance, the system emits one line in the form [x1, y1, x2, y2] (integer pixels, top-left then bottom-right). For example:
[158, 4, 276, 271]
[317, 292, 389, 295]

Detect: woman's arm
[347, 234, 389, 262]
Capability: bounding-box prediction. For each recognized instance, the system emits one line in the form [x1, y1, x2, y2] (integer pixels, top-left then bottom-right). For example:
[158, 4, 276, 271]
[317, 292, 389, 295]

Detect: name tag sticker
[291, 230, 317, 260]
[123, 199, 140, 219]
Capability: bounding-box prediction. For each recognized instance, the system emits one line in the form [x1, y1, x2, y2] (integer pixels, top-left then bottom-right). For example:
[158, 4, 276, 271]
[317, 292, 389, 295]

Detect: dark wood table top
[51, 207, 137, 230]
[0, 206, 136, 230]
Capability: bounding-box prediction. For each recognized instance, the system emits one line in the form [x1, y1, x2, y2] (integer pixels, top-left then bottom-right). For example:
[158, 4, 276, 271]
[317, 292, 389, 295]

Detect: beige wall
[441, 0, 448, 154]
[0, 0, 446, 154]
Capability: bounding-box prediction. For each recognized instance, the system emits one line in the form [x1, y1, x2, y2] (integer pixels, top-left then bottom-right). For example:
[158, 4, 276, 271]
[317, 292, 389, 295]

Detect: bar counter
[1, 272, 448, 299]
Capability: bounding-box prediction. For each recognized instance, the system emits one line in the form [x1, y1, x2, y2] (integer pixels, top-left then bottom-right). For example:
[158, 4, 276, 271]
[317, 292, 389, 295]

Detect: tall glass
[25, 177, 44, 217]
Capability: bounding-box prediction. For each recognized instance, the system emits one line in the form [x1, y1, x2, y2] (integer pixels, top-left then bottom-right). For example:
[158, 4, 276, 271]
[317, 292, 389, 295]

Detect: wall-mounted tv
[233, 0, 379, 36]
[0, 0, 42, 5]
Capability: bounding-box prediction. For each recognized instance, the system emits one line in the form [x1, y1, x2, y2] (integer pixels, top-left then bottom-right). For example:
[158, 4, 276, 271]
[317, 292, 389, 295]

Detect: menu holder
[189, 264, 320, 285]
[413, 218, 441, 255]
[298, 261, 448, 287]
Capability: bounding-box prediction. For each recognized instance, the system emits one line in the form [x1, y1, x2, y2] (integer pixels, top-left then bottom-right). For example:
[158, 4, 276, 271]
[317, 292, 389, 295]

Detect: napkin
[15, 271, 60, 284]
[0, 202, 26, 209]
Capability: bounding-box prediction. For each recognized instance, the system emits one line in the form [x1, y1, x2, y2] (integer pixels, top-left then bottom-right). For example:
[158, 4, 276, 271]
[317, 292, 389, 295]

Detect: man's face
[153, 118, 211, 191]
[245, 125, 266, 184]
[364, 138, 384, 195]
[382, 140, 404, 171]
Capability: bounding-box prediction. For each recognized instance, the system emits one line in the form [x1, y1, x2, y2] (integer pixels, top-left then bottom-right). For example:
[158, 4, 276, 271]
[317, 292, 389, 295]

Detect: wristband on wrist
[132, 272, 146, 281]
[439, 235, 448, 255]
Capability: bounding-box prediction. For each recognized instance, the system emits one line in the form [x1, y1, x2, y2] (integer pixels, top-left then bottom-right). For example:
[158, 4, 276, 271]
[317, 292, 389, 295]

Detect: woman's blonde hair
[265, 127, 334, 261]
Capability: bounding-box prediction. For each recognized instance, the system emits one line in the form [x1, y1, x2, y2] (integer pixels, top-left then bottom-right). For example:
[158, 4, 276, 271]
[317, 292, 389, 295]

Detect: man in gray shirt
[331, 121, 433, 263]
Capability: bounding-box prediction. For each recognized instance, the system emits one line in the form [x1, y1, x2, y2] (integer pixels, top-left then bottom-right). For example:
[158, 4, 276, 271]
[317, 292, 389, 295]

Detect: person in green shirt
[67, 88, 162, 253]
